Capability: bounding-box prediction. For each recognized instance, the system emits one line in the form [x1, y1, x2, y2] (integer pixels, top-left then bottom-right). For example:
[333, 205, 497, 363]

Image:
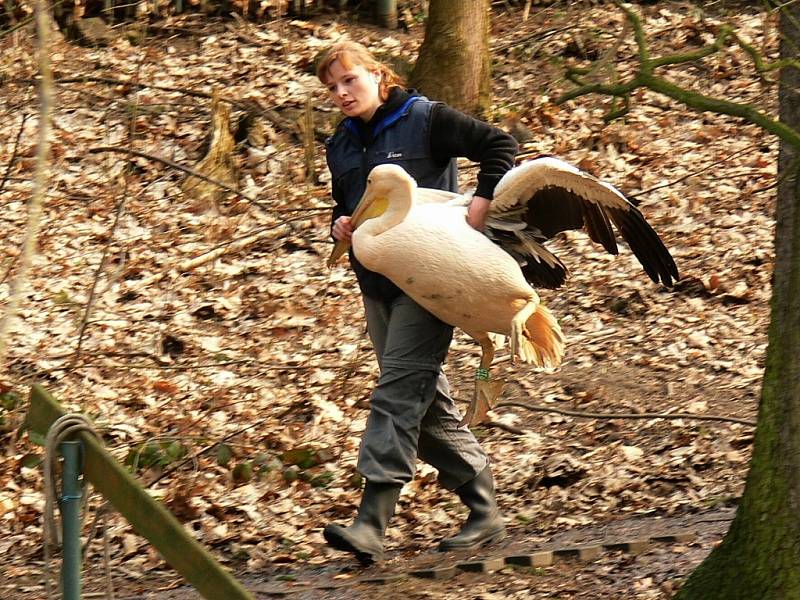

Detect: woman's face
[324, 60, 382, 122]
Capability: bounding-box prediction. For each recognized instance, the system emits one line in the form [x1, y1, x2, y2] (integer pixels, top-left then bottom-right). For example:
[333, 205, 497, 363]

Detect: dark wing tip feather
[521, 259, 569, 289]
[500, 161, 679, 287]
[606, 205, 679, 287]
[582, 201, 618, 255]
[525, 185, 621, 257]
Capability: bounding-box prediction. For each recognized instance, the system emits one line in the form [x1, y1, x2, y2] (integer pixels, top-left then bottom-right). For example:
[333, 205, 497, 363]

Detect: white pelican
[328, 158, 679, 426]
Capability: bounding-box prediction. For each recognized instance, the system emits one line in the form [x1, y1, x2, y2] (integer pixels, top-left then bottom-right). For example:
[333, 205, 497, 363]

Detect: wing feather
[488, 156, 679, 288]
[580, 198, 618, 254]
[485, 224, 569, 288]
[604, 205, 679, 286]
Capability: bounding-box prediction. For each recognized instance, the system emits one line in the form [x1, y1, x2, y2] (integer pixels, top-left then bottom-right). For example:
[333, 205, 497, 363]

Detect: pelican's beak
[327, 238, 351, 268]
[327, 190, 389, 267]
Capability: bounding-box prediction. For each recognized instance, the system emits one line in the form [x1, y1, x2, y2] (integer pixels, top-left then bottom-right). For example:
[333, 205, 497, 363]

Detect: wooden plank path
[242, 530, 707, 596]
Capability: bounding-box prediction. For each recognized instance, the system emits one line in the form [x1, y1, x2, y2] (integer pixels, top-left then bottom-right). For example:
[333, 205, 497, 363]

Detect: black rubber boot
[439, 466, 506, 552]
[323, 481, 402, 564]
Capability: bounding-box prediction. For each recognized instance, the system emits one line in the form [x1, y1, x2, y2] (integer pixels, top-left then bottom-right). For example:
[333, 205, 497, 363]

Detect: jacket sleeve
[327, 149, 348, 237]
[330, 177, 348, 230]
[429, 104, 518, 199]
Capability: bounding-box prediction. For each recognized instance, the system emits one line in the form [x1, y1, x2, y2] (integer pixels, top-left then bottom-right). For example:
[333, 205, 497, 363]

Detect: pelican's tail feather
[522, 304, 565, 368]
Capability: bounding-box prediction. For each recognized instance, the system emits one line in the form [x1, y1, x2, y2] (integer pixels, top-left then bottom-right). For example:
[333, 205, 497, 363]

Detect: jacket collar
[344, 88, 422, 142]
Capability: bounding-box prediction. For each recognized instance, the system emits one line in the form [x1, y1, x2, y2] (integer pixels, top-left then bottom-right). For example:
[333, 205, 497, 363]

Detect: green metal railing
[29, 385, 255, 600]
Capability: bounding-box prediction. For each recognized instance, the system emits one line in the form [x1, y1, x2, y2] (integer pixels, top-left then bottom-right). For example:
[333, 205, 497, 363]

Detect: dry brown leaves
[0, 3, 777, 598]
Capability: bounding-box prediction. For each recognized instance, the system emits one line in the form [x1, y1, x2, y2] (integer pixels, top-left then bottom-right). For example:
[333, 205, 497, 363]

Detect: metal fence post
[60, 441, 83, 600]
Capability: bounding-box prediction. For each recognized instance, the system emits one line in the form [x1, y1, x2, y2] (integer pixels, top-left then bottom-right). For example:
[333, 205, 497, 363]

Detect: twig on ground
[55, 75, 216, 100]
[0, 14, 34, 39]
[627, 144, 764, 200]
[143, 404, 299, 489]
[514, 144, 766, 202]
[87, 145, 270, 211]
[54, 75, 325, 140]
[73, 61, 147, 364]
[273, 206, 330, 212]
[0, 114, 28, 196]
[491, 25, 574, 53]
[0, 254, 20, 287]
[486, 420, 527, 435]
[127, 220, 291, 289]
[495, 399, 756, 426]
[37, 351, 358, 373]
[72, 195, 127, 364]
[68, 351, 172, 367]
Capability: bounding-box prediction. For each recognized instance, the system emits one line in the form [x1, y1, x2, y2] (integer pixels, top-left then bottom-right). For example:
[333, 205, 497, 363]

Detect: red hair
[316, 40, 404, 101]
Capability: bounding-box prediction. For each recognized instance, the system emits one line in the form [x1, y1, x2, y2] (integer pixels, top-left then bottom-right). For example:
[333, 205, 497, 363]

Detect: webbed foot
[459, 378, 505, 427]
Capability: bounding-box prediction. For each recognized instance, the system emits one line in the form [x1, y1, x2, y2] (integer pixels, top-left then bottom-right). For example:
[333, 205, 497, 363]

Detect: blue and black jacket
[326, 88, 518, 301]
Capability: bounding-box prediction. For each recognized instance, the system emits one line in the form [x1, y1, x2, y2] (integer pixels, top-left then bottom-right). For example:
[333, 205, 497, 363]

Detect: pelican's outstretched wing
[488, 156, 679, 288]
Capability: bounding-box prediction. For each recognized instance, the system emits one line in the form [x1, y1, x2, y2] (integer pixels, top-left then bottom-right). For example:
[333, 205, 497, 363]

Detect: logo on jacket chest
[386, 151, 403, 159]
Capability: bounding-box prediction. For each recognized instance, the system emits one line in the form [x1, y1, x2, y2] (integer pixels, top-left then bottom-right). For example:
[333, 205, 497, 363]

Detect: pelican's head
[328, 164, 417, 267]
[362, 163, 416, 197]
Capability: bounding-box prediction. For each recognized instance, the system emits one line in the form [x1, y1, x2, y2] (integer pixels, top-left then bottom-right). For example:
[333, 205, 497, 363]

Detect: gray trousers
[357, 294, 489, 491]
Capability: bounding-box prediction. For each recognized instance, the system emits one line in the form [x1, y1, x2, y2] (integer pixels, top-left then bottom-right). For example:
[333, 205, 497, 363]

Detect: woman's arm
[328, 156, 354, 240]
[466, 195, 492, 231]
[429, 104, 518, 201]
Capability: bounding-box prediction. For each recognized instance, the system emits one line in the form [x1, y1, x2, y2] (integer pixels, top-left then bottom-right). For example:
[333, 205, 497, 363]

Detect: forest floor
[0, 1, 778, 598]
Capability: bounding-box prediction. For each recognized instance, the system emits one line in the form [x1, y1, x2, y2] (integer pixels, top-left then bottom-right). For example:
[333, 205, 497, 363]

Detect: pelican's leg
[459, 334, 505, 427]
[509, 299, 539, 363]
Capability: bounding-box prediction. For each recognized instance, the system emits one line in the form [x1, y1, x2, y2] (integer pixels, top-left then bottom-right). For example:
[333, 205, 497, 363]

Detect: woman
[317, 40, 518, 564]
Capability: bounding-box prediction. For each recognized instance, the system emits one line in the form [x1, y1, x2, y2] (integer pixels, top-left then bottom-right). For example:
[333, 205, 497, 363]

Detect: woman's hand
[332, 216, 354, 241]
[467, 196, 492, 232]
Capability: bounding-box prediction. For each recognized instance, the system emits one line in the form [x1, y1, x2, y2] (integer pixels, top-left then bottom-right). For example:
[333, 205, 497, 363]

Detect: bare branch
[648, 25, 736, 69]
[604, 93, 631, 122]
[0, 254, 20, 287]
[556, 78, 639, 104]
[142, 413, 278, 489]
[556, 3, 800, 150]
[491, 25, 575, 53]
[616, 1, 650, 67]
[72, 195, 126, 365]
[642, 71, 800, 148]
[485, 419, 526, 435]
[127, 223, 291, 289]
[0, 0, 52, 366]
[73, 54, 155, 365]
[730, 30, 800, 76]
[51, 75, 321, 141]
[55, 75, 218, 100]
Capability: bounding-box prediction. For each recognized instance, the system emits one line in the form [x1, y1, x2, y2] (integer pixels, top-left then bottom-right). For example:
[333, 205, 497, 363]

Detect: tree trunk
[409, 0, 491, 117]
[374, 0, 397, 29]
[674, 5, 800, 598]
